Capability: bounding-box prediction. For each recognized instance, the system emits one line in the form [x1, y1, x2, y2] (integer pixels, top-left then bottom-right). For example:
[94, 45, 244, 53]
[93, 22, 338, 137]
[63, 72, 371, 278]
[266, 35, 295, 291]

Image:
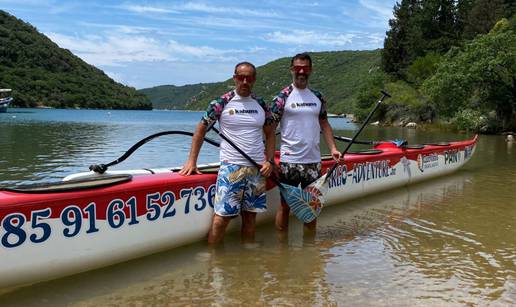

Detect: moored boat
[0, 135, 478, 289]
[0, 89, 12, 113]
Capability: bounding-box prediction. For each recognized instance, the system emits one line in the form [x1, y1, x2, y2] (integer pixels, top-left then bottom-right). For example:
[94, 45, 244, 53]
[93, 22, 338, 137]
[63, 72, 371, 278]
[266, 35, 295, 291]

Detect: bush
[452, 109, 488, 132]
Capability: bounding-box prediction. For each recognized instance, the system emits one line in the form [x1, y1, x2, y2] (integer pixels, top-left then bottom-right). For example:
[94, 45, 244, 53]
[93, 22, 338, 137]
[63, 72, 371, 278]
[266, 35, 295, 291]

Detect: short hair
[234, 61, 256, 75]
[290, 53, 312, 67]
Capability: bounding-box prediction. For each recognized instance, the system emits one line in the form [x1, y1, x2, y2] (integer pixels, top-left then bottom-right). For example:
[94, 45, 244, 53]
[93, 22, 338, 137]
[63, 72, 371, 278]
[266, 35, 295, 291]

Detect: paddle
[323, 90, 391, 183]
[333, 135, 377, 145]
[89, 131, 221, 174]
[298, 90, 391, 221]
[210, 126, 316, 222]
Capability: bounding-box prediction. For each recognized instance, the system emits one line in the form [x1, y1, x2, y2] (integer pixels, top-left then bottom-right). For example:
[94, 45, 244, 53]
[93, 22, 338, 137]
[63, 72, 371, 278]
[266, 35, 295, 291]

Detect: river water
[0, 108, 514, 306]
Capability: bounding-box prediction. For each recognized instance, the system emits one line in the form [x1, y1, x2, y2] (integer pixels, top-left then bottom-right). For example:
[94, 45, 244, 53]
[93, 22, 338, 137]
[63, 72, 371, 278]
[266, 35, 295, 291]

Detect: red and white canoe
[0, 135, 478, 289]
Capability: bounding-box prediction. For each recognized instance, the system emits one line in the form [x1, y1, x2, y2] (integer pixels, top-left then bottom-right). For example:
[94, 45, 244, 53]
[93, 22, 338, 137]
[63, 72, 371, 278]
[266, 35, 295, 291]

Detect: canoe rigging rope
[89, 130, 221, 174]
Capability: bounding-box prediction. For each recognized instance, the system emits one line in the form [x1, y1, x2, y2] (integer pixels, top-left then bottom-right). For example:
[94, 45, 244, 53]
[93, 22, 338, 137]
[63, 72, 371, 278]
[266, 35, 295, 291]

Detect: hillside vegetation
[140, 50, 381, 114]
[0, 10, 151, 109]
[139, 83, 216, 110]
[366, 0, 515, 132]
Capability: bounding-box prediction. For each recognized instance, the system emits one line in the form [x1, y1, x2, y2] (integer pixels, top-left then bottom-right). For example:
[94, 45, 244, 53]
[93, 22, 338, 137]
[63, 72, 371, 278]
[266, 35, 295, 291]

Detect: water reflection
[2, 169, 513, 306]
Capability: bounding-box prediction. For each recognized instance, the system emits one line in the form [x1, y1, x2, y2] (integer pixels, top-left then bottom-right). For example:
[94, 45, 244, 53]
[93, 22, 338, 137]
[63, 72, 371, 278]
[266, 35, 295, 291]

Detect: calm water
[0, 108, 515, 306]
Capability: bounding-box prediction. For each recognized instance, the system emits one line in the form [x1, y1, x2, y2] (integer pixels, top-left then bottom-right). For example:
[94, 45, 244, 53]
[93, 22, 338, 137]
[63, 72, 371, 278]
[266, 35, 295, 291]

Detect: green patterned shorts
[278, 162, 322, 189]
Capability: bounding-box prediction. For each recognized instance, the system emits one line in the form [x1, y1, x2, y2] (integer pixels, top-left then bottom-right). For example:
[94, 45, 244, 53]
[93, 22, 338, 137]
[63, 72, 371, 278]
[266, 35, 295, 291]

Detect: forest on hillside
[141, 50, 382, 114]
[0, 10, 151, 110]
[356, 0, 515, 132]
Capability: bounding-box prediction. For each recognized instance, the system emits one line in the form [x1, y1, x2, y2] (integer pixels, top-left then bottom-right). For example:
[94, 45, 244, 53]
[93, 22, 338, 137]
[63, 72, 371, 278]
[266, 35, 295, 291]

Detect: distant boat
[0, 89, 13, 113]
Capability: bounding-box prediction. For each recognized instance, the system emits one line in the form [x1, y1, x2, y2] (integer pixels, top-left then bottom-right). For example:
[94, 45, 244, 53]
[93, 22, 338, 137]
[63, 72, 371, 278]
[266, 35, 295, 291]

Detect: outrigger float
[0, 134, 477, 289]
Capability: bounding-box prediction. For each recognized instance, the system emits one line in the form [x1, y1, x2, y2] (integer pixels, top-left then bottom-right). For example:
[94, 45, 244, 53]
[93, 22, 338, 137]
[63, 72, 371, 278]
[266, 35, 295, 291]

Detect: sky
[1, 0, 397, 89]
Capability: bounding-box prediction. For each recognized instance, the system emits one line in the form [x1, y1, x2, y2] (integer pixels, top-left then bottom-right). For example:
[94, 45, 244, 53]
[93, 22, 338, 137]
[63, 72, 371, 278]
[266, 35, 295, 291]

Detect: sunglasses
[292, 65, 312, 74]
[233, 74, 256, 83]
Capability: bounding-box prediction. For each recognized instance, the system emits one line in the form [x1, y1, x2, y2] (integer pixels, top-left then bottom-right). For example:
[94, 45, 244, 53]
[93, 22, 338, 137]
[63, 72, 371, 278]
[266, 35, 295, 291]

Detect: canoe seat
[199, 167, 219, 174]
[347, 149, 383, 155]
[321, 149, 383, 160]
[1, 174, 132, 194]
[402, 144, 426, 149]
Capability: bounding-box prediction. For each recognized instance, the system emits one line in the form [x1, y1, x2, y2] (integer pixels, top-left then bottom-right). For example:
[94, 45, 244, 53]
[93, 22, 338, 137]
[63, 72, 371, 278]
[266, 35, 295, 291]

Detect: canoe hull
[0, 136, 477, 289]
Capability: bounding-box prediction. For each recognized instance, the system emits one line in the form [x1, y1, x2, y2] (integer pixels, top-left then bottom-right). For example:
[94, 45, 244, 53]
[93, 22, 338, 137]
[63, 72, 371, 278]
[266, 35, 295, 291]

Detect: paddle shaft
[211, 126, 284, 187]
[325, 90, 391, 180]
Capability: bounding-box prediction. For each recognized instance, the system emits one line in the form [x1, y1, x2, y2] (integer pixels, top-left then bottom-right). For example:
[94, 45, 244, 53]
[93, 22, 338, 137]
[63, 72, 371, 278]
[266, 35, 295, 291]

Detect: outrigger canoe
[0, 135, 477, 289]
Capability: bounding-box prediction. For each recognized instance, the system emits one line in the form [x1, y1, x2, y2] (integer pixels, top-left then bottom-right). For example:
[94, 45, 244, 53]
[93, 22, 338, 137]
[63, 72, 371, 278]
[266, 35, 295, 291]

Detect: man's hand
[260, 161, 273, 177]
[179, 160, 201, 176]
[331, 148, 342, 162]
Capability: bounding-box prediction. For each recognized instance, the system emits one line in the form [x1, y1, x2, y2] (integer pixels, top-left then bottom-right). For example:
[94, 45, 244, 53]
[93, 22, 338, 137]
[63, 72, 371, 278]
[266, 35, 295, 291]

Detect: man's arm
[261, 123, 276, 177]
[179, 122, 208, 176]
[320, 118, 341, 160]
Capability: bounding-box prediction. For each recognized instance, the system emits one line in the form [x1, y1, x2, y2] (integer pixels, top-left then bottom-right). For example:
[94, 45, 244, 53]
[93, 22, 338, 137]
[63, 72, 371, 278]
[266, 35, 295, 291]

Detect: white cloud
[264, 30, 355, 47]
[359, 0, 394, 20]
[179, 2, 280, 18]
[122, 5, 177, 14]
[46, 32, 171, 66]
[167, 40, 238, 61]
[45, 30, 244, 67]
[117, 2, 280, 18]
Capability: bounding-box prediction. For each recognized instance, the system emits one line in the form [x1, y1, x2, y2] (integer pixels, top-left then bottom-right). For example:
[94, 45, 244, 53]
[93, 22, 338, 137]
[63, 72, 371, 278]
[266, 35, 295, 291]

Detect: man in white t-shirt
[180, 62, 275, 245]
[271, 53, 341, 231]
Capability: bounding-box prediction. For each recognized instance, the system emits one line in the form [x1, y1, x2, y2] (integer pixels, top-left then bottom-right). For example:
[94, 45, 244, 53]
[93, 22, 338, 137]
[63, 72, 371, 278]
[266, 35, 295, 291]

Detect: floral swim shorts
[214, 162, 267, 216]
[279, 162, 322, 189]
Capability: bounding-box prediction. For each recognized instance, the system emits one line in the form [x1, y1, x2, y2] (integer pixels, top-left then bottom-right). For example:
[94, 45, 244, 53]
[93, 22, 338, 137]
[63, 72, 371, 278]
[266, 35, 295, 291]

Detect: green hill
[0, 10, 151, 109]
[138, 83, 216, 110]
[140, 50, 381, 113]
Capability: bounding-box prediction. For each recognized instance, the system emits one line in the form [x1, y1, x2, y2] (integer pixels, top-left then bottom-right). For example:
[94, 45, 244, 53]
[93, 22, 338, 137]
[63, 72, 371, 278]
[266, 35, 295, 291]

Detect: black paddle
[89, 131, 221, 174]
[210, 125, 317, 221]
[210, 126, 283, 186]
[323, 90, 391, 183]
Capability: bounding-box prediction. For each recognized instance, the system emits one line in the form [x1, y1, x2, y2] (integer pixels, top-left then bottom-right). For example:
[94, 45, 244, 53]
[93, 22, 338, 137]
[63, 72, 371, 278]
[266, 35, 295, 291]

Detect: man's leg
[276, 162, 295, 231]
[208, 214, 232, 245]
[275, 199, 290, 231]
[241, 211, 257, 242]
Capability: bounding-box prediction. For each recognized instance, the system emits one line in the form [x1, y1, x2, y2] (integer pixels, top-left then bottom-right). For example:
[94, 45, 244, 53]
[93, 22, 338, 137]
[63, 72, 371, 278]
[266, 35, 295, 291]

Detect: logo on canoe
[464, 145, 474, 160]
[417, 153, 439, 172]
[444, 149, 460, 164]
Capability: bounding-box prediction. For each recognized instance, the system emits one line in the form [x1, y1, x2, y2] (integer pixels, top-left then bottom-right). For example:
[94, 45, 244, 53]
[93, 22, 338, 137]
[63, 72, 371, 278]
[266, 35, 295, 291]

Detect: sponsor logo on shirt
[228, 108, 259, 115]
[290, 102, 317, 109]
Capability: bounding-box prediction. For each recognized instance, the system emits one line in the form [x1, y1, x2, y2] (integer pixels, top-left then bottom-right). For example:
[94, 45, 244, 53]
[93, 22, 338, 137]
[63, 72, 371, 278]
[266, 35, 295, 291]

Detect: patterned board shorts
[214, 162, 267, 216]
[279, 162, 322, 189]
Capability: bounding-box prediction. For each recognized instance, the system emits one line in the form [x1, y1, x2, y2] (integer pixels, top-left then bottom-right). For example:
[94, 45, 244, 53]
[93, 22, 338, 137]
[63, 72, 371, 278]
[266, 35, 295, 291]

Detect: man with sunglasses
[180, 62, 275, 245]
[271, 53, 341, 232]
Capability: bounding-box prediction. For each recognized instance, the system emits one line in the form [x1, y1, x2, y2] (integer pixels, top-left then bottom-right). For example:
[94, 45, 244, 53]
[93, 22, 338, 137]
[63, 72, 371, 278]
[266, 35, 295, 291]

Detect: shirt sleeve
[201, 97, 224, 126]
[270, 86, 291, 123]
[256, 97, 273, 126]
[311, 89, 328, 120]
[201, 91, 234, 126]
[319, 96, 328, 120]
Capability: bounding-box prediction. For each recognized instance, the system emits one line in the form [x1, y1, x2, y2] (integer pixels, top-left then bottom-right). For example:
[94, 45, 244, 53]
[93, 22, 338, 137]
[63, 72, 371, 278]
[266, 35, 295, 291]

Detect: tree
[382, 0, 421, 76]
[423, 18, 516, 131]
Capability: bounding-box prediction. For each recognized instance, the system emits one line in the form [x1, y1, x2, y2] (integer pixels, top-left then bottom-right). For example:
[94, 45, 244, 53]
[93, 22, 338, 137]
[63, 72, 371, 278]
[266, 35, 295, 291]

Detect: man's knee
[212, 215, 230, 229]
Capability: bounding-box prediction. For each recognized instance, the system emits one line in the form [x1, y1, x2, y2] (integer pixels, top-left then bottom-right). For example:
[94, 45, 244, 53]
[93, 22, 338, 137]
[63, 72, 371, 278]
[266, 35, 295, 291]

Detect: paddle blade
[279, 183, 324, 223]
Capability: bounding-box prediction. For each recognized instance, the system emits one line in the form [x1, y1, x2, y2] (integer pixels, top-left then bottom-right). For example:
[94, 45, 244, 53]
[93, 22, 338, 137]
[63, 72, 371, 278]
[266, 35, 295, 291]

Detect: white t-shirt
[275, 85, 326, 163]
[218, 93, 266, 166]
